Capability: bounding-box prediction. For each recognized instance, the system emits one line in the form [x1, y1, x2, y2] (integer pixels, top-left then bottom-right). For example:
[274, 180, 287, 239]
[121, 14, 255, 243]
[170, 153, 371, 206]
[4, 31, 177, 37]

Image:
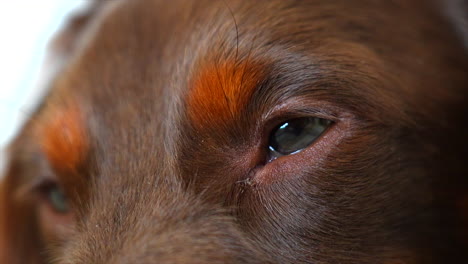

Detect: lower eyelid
[38, 201, 75, 241]
[256, 119, 349, 184]
[37, 183, 74, 233]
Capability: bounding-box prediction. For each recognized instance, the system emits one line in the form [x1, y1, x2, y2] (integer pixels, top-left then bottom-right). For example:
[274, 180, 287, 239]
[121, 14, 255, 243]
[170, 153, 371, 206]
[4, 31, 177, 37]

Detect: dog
[1, 0, 467, 263]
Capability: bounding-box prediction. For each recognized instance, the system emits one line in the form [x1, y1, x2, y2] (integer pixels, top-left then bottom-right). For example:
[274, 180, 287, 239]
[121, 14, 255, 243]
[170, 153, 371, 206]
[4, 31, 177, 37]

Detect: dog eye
[46, 185, 69, 214]
[268, 117, 331, 159]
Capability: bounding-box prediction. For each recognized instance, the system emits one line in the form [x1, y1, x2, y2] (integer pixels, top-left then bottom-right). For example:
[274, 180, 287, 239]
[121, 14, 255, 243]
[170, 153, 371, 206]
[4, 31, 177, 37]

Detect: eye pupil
[49, 187, 69, 213]
[269, 117, 331, 158]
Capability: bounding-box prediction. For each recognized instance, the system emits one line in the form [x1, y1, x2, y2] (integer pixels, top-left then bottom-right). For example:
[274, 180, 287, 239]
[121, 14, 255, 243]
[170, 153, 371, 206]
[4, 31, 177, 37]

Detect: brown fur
[1, 0, 467, 263]
[38, 102, 88, 174]
[188, 59, 266, 130]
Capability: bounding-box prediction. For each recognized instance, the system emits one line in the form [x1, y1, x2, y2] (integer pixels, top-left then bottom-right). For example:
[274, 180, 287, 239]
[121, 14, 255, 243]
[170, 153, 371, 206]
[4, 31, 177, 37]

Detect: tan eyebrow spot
[39, 103, 88, 173]
[187, 59, 266, 130]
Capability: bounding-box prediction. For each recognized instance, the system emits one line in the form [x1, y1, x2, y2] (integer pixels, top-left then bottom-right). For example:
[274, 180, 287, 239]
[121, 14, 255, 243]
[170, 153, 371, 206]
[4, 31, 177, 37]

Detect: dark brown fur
[1, 0, 467, 263]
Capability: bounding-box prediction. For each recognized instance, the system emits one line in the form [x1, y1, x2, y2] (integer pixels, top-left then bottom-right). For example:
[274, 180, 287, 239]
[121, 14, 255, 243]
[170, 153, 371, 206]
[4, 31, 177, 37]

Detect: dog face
[1, 0, 467, 263]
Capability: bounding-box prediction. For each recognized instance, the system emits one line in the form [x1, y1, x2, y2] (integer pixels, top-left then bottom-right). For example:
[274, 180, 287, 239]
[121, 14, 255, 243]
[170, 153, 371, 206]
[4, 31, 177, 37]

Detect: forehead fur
[187, 59, 266, 130]
[36, 102, 88, 174]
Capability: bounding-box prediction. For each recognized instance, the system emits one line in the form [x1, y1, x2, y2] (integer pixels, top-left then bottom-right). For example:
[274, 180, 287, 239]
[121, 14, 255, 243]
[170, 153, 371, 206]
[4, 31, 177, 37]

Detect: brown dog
[1, 0, 467, 263]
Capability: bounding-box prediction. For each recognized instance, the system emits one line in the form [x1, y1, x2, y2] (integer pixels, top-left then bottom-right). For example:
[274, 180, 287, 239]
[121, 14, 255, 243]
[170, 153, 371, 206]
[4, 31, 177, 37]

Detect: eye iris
[269, 117, 331, 158]
[49, 187, 69, 214]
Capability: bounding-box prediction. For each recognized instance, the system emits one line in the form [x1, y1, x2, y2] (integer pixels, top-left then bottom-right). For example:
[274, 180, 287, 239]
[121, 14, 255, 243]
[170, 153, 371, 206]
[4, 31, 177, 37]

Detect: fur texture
[1, 0, 467, 263]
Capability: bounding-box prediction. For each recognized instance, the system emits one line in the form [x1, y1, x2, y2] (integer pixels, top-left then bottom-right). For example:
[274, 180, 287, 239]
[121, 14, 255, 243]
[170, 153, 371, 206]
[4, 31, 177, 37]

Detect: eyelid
[14, 176, 59, 204]
[14, 148, 67, 199]
[13, 176, 47, 202]
[262, 109, 336, 142]
[262, 98, 342, 120]
[267, 117, 334, 162]
[256, 117, 351, 184]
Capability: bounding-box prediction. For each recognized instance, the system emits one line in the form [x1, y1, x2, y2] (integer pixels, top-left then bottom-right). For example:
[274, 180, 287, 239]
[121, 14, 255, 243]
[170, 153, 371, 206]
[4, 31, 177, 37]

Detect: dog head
[1, 0, 467, 263]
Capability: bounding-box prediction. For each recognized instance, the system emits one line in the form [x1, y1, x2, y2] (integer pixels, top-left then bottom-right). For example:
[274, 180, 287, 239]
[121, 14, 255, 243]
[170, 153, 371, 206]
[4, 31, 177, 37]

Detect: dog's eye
[46, 184, 69, 214]
[35, 180, 74, 242]
[268, 117, 331, 160]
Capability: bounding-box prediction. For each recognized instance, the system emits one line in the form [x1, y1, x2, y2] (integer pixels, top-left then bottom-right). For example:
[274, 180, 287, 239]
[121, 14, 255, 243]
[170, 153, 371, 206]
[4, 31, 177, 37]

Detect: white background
[0, 1, 86, 172]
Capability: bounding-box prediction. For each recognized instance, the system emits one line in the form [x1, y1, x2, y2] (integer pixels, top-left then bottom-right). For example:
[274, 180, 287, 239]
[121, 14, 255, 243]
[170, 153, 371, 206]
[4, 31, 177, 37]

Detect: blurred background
[0, 2, 86, 158]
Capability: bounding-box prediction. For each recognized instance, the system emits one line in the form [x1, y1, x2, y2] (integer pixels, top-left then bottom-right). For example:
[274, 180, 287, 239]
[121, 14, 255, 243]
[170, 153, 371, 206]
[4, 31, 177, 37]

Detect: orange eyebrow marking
[187, 59, 266, 130]
[39, 103, 88, 173]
